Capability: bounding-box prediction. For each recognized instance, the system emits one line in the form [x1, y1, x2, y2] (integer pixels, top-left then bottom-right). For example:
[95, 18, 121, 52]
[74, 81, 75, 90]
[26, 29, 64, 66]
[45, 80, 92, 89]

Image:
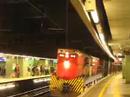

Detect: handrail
[86, 76, 102, 87]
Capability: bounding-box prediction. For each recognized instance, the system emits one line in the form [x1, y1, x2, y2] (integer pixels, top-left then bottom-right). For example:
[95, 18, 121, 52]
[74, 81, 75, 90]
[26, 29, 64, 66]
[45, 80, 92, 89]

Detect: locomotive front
[56, 49, 86, 80]
[50, 49, 87, 94]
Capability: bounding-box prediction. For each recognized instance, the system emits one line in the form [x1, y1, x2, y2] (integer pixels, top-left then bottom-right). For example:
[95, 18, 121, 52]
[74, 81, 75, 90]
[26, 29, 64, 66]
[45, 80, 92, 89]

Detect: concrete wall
[122, 58, 126, 79]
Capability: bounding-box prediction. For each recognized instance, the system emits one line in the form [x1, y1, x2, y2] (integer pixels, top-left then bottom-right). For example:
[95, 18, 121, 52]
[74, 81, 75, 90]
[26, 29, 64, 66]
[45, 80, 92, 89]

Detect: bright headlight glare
[64, 60, 71, 69]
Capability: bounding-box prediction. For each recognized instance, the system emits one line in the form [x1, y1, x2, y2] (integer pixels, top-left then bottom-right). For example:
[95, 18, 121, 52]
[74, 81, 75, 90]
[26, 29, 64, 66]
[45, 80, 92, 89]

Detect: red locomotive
[50, 49, 102, 94]
[56, 49, 87, 80]
[91, 57, 102, 75]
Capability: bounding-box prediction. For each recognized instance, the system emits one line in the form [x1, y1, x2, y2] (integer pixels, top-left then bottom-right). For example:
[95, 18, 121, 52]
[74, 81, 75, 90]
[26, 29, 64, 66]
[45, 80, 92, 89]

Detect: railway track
[8, 85, 50, 97]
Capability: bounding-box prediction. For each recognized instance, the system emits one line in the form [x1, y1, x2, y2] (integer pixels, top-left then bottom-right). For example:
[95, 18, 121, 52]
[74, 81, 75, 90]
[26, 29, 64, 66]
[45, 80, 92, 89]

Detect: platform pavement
[80, 73, 130, 97]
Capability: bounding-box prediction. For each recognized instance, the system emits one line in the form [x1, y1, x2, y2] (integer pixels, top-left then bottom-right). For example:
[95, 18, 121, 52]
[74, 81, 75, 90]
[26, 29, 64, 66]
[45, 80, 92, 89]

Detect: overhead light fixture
[98, 33, 116, 60]
[71, 0, 116, 60]
[99, 33, 105, 42]
[95, 24, 116, 60]
[84, 0, 99, 23]
[90, 10, 99, 24]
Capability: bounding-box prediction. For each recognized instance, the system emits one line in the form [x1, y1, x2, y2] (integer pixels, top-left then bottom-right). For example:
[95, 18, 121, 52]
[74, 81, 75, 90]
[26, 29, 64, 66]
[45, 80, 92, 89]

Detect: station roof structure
[0, 0, 114, 59]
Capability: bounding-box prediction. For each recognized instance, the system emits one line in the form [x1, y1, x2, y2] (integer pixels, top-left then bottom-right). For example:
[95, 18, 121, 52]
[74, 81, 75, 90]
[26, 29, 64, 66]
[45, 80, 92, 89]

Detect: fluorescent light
[98, 33, 116, 60]
[99, 33, 105, 42]
[95, 24, 116, 60]
[73, 0, 116, 61]
[90, 10, 99, 23]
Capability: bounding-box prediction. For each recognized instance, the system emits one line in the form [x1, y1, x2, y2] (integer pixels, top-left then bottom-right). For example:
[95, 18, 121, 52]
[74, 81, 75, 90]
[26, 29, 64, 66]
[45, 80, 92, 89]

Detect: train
[57, 49, 88, 80]
[50, 49, 103, 95]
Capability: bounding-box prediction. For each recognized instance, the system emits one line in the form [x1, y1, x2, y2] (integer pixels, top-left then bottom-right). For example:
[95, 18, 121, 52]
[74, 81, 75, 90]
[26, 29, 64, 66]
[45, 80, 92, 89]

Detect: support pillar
[122, 58, 126, 79]
[102, 60, 108, 77]
[124, 55, 130, 83]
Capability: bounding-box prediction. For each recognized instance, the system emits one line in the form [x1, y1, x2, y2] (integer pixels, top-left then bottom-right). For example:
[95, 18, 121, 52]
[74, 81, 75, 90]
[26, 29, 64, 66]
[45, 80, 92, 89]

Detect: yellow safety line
[114, 82, 121, 97]
[113, 75, 121, 97]
[98, 76, 114, 97]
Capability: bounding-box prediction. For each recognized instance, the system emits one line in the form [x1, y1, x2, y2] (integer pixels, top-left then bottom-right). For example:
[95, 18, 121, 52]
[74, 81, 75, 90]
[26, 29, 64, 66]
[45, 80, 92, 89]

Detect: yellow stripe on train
[50, 75, 85, 94]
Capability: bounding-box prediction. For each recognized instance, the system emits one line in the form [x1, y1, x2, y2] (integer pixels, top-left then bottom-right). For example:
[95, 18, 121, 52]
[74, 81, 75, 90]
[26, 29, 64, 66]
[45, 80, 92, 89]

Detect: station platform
[0, 75, 50, 83]
[80, 73, 130, 97]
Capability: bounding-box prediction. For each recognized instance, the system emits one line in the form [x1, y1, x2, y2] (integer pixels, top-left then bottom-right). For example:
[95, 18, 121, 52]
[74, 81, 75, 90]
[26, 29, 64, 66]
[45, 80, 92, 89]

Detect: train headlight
[63, 60, 71, 69]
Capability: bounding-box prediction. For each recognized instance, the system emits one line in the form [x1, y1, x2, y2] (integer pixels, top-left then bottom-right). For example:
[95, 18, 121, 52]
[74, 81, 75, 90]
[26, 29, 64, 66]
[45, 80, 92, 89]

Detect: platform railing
[85, 74, 103, 87]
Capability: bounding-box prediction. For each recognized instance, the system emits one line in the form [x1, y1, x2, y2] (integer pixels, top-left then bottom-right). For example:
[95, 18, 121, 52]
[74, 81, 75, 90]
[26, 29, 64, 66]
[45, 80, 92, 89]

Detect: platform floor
[81, 73, 130, 97]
